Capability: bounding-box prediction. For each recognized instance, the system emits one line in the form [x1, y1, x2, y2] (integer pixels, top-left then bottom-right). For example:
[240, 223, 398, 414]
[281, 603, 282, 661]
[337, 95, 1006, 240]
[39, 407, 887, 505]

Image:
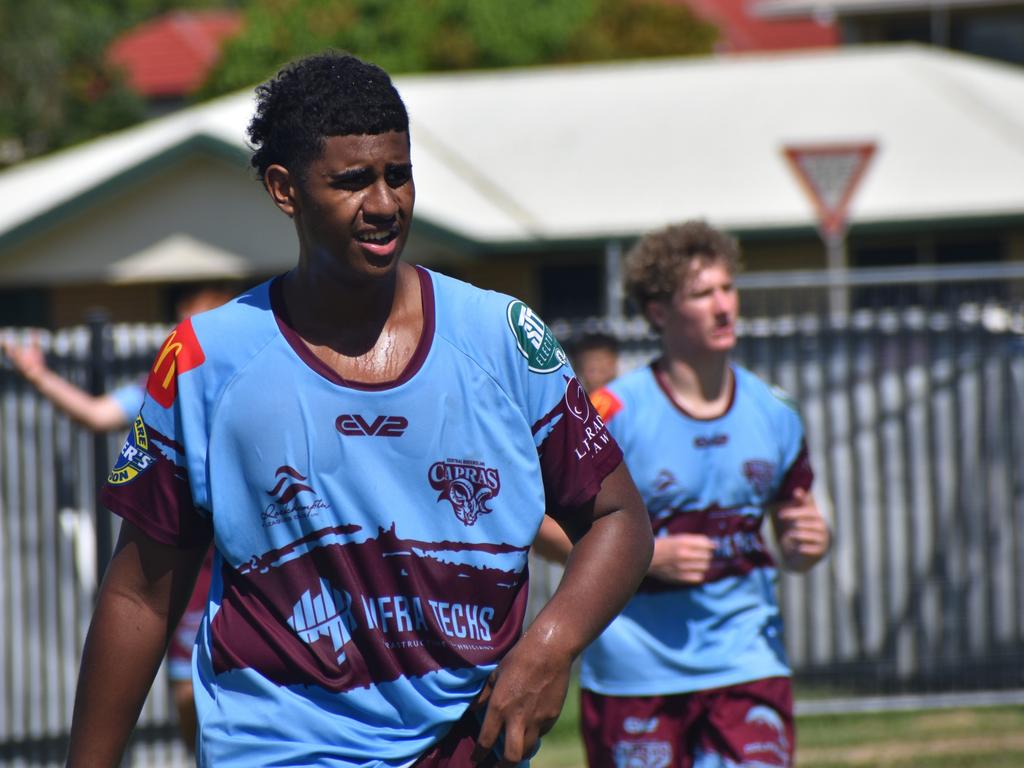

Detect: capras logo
[743, 459, 776, 497]
[429, 459, 501, 526]
[336, 414, 409, 437]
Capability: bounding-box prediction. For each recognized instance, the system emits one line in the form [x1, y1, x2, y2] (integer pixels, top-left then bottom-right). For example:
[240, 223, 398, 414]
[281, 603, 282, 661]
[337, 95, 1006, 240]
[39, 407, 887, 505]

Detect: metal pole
[86, 309, 113, 590]
[604, 240, 624, 324]
[825, 231, 849, 318]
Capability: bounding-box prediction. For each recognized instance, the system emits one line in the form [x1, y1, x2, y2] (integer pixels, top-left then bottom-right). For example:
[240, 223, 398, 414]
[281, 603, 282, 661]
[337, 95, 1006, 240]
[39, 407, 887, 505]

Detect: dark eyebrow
[326, 167, 372, 183]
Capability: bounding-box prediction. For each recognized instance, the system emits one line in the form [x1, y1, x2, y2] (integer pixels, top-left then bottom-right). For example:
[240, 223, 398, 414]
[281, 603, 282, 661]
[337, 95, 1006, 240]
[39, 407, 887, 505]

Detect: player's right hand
[648, 533, 716, 584]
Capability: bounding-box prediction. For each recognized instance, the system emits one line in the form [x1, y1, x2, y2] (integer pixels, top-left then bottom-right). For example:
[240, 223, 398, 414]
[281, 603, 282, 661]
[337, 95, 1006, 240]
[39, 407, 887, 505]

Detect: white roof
[755, 0, 1017, 17]
[3, 43, 1024, 251]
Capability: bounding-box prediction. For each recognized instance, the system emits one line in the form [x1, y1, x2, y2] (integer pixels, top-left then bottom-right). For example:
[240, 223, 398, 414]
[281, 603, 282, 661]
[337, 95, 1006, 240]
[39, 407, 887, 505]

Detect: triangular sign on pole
[783, 142, 876, 238]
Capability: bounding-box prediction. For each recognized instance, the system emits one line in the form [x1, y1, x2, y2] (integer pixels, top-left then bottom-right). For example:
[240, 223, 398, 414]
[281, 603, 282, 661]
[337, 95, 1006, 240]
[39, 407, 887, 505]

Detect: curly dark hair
[624, 220, 742, 312]
[247, 51, 409, 184]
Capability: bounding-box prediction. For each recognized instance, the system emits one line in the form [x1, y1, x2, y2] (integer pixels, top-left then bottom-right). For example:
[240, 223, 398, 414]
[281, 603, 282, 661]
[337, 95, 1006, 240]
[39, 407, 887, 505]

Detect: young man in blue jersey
[537, 220, 831, 767]
[65, 51, 652, 768]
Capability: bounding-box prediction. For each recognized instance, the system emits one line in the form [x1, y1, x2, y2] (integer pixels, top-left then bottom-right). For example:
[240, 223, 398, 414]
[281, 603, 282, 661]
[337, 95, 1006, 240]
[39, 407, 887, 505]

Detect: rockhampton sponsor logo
[263, 465, 329, 527]
[335, 414, 408, 437]
[108, 416, 157, 485]
[289, 578, 496, 668]
[506, 300, 567, 374]
[613, 740, 671, 768]
[429, 458, 501, 526]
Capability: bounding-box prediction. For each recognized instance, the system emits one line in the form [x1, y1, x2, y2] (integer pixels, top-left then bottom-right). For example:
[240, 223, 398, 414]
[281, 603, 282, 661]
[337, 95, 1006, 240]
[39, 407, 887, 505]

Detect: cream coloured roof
[2, 43, 1023, 258]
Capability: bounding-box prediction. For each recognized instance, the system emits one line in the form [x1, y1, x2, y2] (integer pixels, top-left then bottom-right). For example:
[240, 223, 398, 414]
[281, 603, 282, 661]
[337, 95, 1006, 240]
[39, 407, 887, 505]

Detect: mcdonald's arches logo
[147, 319, 205, 408]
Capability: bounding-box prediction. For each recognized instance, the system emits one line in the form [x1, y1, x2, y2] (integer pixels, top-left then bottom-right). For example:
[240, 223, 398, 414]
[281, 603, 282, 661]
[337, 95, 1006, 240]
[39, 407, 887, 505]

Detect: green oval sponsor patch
[506, 300, 567, 374]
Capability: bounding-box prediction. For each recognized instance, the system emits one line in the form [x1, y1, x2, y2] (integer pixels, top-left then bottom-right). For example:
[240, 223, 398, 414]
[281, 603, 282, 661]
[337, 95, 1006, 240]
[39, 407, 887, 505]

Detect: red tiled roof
[107, 10, 243, 98]
[677, 0, 838, 52]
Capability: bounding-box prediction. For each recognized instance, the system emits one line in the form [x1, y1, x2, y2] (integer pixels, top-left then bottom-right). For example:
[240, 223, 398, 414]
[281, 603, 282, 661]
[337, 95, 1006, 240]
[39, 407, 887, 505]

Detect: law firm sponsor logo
[146, 319, 205, 408]
[107, 416, 156, 485]
[335, 414, 408, 437]
[429, 459, 501, 526]
[564, 377, 591, 422]
[567, 377, 613, 462]
[263, 466, 329, 527]
[506, 300, 567, 374]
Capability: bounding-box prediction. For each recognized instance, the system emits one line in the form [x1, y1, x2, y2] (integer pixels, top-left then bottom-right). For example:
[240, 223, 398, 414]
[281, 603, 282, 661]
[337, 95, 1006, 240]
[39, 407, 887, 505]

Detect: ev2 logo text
[335, 414, 409, 437]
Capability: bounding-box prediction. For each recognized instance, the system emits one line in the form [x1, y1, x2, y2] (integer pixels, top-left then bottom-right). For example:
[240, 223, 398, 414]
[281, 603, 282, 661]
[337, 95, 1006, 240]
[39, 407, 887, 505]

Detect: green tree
[0, 0, 239, 165]
[200, 0, 718, 97]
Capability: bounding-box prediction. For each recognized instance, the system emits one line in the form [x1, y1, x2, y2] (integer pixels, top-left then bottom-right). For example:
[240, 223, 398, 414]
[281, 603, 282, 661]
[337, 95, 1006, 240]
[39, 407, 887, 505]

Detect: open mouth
[355, 227, 399, 246]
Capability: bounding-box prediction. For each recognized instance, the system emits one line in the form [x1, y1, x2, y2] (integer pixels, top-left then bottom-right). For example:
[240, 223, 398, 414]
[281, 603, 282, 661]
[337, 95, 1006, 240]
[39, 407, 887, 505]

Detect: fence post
[86, 309, 113, 590]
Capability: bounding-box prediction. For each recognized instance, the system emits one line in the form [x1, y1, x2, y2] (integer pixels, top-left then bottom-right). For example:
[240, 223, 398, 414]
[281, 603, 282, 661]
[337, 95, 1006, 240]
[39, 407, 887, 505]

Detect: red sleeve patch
[147, 319, 205, 408]
[589, 387, 623, 423]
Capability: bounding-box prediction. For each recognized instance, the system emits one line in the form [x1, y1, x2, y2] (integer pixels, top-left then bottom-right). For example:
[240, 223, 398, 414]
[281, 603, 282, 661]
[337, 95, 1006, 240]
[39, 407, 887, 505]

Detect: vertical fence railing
[0, 321, 187, 767]
[4, 263, 1024, 762]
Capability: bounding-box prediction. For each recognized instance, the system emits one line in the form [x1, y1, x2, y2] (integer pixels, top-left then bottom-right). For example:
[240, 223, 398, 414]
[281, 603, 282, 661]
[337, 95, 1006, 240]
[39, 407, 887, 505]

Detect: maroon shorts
[581, 677, 794, 768]
[166, 548, 214, 682]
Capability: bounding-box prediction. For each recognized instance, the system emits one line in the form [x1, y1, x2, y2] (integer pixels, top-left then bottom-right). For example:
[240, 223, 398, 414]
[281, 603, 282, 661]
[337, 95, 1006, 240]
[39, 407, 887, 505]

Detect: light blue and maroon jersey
[101, 266, 621, 767]
[580, 362, 812, 697]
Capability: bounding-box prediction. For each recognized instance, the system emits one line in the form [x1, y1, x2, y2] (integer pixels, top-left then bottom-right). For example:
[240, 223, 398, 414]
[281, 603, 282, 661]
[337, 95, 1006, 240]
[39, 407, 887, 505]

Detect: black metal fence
[4, 262, 1024, 764]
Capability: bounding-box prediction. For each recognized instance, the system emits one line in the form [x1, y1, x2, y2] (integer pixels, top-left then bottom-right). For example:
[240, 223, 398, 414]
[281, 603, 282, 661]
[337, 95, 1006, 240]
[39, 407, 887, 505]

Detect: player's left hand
[470, 632, 571, 766]
[772, 488, 831, 572]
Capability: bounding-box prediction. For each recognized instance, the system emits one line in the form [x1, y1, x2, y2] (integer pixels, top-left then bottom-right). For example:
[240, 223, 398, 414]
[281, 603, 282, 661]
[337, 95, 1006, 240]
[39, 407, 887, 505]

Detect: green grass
[532, 681, 1024, 768]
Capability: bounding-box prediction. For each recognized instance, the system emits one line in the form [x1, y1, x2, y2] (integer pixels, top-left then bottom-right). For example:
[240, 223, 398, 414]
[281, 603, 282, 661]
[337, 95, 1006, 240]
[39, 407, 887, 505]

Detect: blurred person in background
[569, 332, 619, 393]
[64, 51, 652, 768]
[3, 282, 233, 754]
[535, 220, 831, 768]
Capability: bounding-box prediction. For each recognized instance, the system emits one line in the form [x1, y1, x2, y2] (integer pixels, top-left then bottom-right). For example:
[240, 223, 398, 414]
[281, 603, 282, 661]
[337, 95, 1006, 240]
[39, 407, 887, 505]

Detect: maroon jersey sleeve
[775, 439, 814, 502]
[100, 321, 213, 548]
[533, 375, 624, 520]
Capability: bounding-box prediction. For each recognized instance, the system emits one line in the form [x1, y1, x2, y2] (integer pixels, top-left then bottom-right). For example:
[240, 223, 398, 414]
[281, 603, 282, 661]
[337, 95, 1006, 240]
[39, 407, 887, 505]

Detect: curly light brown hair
[624, 220, 742, 314]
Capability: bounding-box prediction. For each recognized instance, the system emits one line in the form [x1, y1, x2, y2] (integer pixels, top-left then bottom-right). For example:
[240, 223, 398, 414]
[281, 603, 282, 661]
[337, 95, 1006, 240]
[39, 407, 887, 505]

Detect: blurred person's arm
[4, 340, 129, 431]
[538, 504, 716, 586]
[531, 514, 573, 564]
[770, 488, 831, 572]
[66, 521, 208, 767]
[647, 533, 716, 584]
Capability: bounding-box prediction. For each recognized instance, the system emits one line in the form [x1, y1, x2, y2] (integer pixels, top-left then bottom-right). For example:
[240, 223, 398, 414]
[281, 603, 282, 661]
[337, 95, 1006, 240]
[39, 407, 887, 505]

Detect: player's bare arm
[66, 522, 208, 767]
[770, 487, 831, 572]
[471, 462, 653, 765]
